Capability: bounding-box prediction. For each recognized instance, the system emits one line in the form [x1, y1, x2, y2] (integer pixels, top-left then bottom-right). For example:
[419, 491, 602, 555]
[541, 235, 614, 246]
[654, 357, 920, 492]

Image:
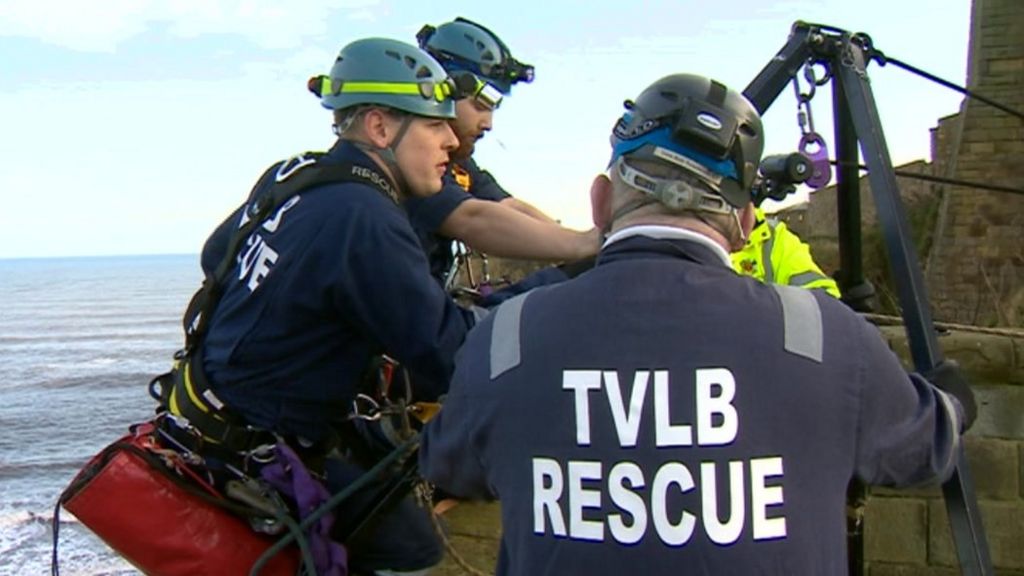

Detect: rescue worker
[732, 206, 841, 297]
[409, 17, 598, 283]
[419, 74, 975, 575]
[180, 38, 478, 576]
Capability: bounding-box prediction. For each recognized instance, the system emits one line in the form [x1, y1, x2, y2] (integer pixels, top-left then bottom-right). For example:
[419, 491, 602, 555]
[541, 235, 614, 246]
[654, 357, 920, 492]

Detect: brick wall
[920, 0, 1024, 327]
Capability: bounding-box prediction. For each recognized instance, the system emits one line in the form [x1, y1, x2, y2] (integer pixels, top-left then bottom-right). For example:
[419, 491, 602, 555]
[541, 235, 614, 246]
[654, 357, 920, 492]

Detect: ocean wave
[0, 330, 179, 345]
[0, 371, 162, 393]
[0, 459, 88, 481]
[2, 509, 138, 575]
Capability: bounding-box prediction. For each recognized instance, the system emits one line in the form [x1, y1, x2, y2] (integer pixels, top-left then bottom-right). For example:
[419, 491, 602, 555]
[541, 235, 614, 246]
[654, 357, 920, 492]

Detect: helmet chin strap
[728, 208, 748, 250]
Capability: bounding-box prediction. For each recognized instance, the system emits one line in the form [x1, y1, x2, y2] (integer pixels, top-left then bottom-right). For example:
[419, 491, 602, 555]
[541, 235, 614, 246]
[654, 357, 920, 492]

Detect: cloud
[0, 0, 382, 52]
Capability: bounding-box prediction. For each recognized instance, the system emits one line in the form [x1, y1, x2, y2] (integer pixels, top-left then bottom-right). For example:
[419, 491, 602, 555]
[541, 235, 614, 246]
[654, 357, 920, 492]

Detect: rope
[827, 160, 1024, 196]
[862, 312, 1024, 338]
[422, 488, 492, 576]
[873, 54, 1024, 122]
[249, 434, 420, 576]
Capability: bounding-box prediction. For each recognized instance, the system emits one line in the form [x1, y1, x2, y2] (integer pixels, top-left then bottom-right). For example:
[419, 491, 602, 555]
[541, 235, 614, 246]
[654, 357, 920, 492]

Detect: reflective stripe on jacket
[731, 208, 841, 298]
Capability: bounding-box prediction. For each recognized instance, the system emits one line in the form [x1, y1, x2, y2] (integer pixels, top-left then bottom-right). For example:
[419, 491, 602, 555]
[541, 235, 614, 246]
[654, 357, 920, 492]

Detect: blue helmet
[417, 17, 534, 95]
[308, 38, 456, 119]
[609, 74, 764, 210]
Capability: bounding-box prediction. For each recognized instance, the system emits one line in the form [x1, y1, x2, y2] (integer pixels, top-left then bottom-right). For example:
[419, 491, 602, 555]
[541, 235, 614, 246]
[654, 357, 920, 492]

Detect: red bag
[59, 422, 300, 576]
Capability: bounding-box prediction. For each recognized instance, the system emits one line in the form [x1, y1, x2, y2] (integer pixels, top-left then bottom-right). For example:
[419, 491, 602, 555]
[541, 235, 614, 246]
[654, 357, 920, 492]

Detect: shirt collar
[603, 225, 733, 267]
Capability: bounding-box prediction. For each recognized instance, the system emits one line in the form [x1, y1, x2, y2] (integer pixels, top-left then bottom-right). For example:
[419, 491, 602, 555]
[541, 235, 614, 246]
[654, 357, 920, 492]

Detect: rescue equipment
[54, 420, 300, 576]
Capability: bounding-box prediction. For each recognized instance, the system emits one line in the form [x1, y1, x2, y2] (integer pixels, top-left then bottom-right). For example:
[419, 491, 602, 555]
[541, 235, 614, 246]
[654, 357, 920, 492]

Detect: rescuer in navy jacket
[192, 39, 479, 575]
[420, 74, 976, 576]
[408, 18, 599, 284]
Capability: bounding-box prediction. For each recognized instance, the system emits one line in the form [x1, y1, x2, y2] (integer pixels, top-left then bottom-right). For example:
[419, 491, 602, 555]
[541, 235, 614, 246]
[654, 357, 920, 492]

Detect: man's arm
[332, 193, 477, 397]
[440, 198, 600, 262]
[851, 310, 966, 487]
[419, 316, 497, 500]
[500, 196, 558, 224]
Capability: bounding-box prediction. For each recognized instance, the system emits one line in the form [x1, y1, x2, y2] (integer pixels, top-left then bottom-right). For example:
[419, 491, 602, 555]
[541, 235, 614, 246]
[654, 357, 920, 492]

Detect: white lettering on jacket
[530, 368, 785, 547]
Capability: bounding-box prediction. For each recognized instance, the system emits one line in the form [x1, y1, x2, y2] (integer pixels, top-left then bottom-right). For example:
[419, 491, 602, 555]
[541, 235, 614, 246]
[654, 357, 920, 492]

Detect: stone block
[972, 387, 1024, 440]
[444, 501, 502, 539]
[866, 497, 929, 564]
[435, 533, 500, 576]
[961, 436, 1021, 499]
[868, 563, 958, 576]
[937, 331, 1016, 386]
[930, 499, 1024, 569]
[871, 485, 943, 499]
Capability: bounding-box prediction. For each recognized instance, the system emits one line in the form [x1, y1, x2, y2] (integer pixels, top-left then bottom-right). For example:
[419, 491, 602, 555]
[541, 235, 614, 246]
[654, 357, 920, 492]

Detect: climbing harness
[53, 152, 420, 576]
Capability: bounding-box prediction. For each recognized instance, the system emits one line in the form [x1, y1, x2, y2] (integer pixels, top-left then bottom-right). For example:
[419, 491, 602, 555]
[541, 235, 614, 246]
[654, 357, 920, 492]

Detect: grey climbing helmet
[417, 17, 533, 95]
[308, 37, 456, 119]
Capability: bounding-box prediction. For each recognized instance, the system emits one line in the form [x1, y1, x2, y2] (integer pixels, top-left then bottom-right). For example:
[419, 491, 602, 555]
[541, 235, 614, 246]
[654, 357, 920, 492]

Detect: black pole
[832, 47, 870, 576]
[836, 38, 993, 576]
[832, 64, 875, 313]
[743, 23, 815, 113]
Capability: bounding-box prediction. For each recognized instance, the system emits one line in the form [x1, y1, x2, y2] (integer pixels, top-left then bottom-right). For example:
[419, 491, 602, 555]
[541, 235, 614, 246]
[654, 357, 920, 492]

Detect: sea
[0, 254, 203, 576]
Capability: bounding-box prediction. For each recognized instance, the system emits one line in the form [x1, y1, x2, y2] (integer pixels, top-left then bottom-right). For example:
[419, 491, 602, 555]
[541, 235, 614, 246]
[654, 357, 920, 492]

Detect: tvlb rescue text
[533, 368, 786, 547]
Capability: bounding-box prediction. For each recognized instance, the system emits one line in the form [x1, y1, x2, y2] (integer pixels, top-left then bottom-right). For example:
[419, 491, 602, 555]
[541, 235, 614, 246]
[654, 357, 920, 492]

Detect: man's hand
[923, 360, 977, 431]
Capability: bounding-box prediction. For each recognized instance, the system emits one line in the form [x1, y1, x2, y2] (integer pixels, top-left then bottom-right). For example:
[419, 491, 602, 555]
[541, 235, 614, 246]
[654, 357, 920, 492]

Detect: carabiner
[350, 393, 383, 421]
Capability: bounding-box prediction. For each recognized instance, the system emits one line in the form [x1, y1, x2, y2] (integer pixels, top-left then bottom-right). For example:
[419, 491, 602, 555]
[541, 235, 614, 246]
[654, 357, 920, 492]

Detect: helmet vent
[739, 123, 757, 137]
[384, 50, 401, 62]
[415, 65, 433, 79]
[659, 90, 680, 103]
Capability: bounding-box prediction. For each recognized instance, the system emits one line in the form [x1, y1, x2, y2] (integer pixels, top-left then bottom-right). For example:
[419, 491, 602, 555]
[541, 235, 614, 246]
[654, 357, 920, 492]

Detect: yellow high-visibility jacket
[731, 208, 841, 298]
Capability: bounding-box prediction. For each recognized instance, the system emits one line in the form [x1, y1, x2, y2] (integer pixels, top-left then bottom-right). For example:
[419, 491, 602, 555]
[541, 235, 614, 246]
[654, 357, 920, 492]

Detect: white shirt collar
[602, 225, 733, 267]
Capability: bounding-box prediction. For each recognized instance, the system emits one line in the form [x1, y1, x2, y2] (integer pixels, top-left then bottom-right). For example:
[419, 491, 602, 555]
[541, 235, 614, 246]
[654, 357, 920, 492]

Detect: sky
[0, 0, 973, 259]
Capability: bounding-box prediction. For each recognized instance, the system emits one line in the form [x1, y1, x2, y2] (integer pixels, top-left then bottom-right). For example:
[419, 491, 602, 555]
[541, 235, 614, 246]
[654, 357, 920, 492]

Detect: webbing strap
[183, 154, 397, 350]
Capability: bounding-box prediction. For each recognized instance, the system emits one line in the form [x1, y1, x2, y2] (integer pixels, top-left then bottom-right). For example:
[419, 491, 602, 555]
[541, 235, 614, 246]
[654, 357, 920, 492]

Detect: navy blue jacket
[404, 156, 511, 281]
[420, 226, 963, 576]
[199, 141, 476, 442]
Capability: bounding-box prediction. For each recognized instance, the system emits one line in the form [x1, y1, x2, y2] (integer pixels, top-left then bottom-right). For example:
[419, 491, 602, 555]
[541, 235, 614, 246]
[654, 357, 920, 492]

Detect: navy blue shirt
[404, 156, 511, 281]
[199, 141, 476, 442]
[420, 226, 963, 576]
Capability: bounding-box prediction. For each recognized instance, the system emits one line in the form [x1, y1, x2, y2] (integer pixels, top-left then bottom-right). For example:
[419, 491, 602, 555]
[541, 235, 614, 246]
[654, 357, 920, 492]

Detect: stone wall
[925, 0, 1024, 327]
[864, 326, 1024, 576]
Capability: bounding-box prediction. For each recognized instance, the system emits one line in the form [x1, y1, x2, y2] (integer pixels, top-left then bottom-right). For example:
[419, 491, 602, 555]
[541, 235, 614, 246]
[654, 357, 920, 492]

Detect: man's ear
[739, 202, 757, 239]
[361, 108, 393, 148]
[591, 174, 613, 230]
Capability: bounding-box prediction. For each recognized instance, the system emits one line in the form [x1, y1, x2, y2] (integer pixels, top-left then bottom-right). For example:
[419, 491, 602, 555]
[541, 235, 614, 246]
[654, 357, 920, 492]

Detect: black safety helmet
[416, 17, 534, 95]
[609, 74, 764, 211]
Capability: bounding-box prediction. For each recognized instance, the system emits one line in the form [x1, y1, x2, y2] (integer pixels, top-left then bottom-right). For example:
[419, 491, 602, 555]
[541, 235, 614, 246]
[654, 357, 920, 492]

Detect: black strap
[182, 153, 397, 352]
